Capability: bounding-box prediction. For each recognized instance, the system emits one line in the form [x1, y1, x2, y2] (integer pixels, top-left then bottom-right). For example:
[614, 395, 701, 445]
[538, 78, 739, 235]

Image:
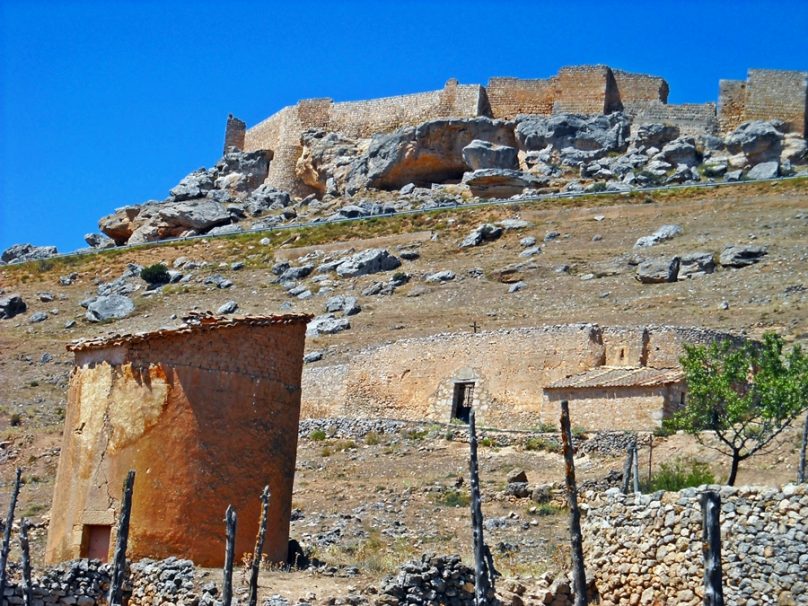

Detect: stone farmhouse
[45, 313, 310, 567]
[301, 324, 739, 431]
[224, 65, 807, 195]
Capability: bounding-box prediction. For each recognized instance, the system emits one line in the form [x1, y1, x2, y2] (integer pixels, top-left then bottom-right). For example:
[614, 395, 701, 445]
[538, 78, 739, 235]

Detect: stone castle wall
[300, 325, 735, 430]
[581, 484, 808, 605]
[48, 321, 308, 567]
[486, 77, 557, 118]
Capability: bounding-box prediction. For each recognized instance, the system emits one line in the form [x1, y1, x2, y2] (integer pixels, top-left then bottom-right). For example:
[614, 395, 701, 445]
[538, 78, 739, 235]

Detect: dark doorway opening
[451, 382, 475, 423]
[81, 524, 111, 562]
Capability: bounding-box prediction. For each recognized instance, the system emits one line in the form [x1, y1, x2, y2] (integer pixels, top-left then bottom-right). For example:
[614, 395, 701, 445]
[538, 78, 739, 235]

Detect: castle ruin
[225, 65, 807, 195]
[46, 313, 311, 567]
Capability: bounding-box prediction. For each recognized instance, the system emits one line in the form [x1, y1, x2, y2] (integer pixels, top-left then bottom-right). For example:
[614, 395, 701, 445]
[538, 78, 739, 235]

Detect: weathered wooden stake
[248, 485, 271, 606]
[798, 413, 808, 483]
[560, 401, 588, 606]
[701, 491, 724, 606]
[621, 441, 634, 494]
[223, 505, 237, 606]
[648, 435, 653, 484]
[0, 467, 22, 600]
[107, 470, 135, 606]
[632, 444, 641, 494]
[19, 518, 32, 606]
[468, 409, 492, 605]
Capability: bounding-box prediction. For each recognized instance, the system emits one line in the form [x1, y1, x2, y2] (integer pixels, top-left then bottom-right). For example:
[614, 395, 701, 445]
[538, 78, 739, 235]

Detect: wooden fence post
[798, 413, 807, 484]
[632, 445, 641, 494]
[248, 486, 270, 606]
[107, 470, 135, 606]
[621, 441, 634, 494]
[0, 467, 22, 600]
[223, 505, 237, 606]
[468, 409, 492, 605]
[701, 491, 724, 606]
[19, 518, 32, 606]
[560, 401, 588, 606]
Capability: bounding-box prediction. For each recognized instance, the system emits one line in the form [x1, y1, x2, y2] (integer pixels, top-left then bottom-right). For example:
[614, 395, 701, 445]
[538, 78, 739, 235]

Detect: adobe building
[46, 313, 311, 567]
[301, 324, 738, 431]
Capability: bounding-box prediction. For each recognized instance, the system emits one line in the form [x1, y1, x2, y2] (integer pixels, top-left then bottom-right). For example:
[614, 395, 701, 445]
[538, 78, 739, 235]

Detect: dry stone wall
[581, 484, 808, 605]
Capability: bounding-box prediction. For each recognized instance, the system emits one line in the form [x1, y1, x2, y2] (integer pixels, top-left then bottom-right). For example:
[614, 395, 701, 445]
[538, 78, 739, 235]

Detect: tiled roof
[545, 367, 684, 390]
[67, 312, 313, 353]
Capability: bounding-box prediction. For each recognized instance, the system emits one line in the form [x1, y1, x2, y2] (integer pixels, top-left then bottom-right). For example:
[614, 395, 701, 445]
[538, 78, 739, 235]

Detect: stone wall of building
[223, 114, 246, 152]
[718, 79, 747, 133]
[300, 325, 736, 430]
[486, 77, 557, 118]
[553, 66, 613, 115]
[745, 69, 808, 135]
[612, 70, 669, 105]
[47, 318, 309, 567]
[625, 101, 719, 135]
[581, 484, 808, 605]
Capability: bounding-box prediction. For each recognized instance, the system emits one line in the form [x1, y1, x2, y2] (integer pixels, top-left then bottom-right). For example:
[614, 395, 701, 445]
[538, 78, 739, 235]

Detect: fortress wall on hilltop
[486, 77, 557, 118]
[553, 65, 613, 114]
[624, 101, 719, 135]
[611, 69, 669, 105]
[718, 79, 747, 132]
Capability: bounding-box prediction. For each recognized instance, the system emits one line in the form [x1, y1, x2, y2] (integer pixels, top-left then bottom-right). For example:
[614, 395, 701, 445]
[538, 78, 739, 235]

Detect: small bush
[309, 429, 327, 441]
[571, 425, 587, 439]
[364, 431, 381, 446]
[529, 503, 562, 517]
[320, 446, 332, 457]
[645, 458, 715, 492]
[140, 263, 170, 285]
[9, 413, 22, 427]
[479, 437, 494, 447]
[432, 489, 471, 508]
[524, 437, 559, 453]
[534, 421, 556, 433]
[403, 428, 428, 441]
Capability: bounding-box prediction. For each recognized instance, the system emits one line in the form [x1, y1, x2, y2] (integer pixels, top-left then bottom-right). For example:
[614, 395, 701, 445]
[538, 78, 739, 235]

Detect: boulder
[425, 270, 456, 283]
[725, 121, 783, 165]
[29, 311, 48, 323]
[462, 169, 547, 198]
[719, 245, 767, 268]
[459, 223, 504, 248]
[505, 482, 530, 498]
[214, 148, 272, 192]
[631, 123, 680, 150]
[1, 243, 58, 264]
[0, 294, 26, 319]
[678, 252, 716, 278]
[634, 224, 683, 248]
[84, 233, 115, 249]
[746, 161, 779, 180]
[335, 249, 401, 278]
[279, 264, 314, 281]
[85, 294, 135, 322]
[306, 314, 351, 337]
[461, 139, 519, 170]
[296, 129, 363, 195]
[325, 295, 361, 316]
[635, 257, 680, 283]
[506, 469, 528, 484]
[653, 137, 699, 167]
[169, 169, 215, 201]
[158, 200, 232, 231]
[217, 300, 238, 315]
[515, 113, 630, 155]
[781, 134, 807, 164]
[98, 205, 142, 243]
[347, 117, 517, 192]
[245, 185, 292, 215]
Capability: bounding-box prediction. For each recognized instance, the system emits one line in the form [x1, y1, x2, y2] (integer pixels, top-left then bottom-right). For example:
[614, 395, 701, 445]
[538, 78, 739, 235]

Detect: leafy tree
[140, 263, 170, 285]
[666, 333, 808, 485]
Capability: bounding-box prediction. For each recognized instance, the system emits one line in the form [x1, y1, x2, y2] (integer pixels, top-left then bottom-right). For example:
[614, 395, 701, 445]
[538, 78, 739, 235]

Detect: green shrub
[309, 429, 326, 441]
[645, 458, 715, 492]
[9, 413, 21, 427]
[432, 489, 471, 508]
[479, 437, 494, 447]
[534, 421, 556, 433]
[364, 431, 381, 446]
[524, 437, 559, 453]
[140, 263, 170, 285]
[403, 428, 428, 441]
[571, 425, 587, 439]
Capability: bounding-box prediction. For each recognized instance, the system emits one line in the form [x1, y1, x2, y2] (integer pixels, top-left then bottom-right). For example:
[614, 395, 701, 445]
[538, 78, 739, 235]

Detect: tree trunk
[19, 519, 32, 606]
[701, 491, 724, 606]
[0, 467, 22, 600]
[798, 413, 808, 484]
[560, 401, 588, 606]
[248, 486, 271, 606]
[632, 445, 641, 494]
[223, 505, 237, 606]
[108, 470, 135, 606]
[468, 409, 492, 606]
[621, 440, 635, 495]
[726, 452, 740, 486]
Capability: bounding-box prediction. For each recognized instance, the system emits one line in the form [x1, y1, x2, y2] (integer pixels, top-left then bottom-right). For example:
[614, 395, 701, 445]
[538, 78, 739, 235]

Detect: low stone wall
[581, 484, 808, 605]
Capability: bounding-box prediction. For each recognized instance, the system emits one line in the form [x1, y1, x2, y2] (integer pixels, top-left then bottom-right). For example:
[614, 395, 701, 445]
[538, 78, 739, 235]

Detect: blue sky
[1, 0, 807, 253]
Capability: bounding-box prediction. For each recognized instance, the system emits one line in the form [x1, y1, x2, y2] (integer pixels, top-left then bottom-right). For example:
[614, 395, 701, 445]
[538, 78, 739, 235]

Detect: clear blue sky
[1, 0, 807, 253]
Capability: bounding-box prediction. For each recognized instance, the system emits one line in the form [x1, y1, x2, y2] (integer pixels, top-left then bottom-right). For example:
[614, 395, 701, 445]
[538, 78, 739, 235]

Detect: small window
[81, 525, 111, 562]
[451, 382, 475, 423]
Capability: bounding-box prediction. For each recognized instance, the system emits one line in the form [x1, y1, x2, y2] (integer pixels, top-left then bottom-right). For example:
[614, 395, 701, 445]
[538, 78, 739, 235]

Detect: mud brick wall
[486, 77, 557, 118]
[553, 66, 613, 114]
[47, 321, 308, 567]
[581, 484, 808, 605]
[745, 69, 808, 136]
[718, 79, 747, 133]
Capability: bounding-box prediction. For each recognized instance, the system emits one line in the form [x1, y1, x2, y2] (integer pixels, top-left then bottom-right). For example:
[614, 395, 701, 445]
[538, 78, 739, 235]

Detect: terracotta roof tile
[67, 313, 313, 353]
[545, 367, 684, 390]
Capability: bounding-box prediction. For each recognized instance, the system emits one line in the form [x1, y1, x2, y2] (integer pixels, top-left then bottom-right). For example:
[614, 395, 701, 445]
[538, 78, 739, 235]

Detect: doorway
[81, 524, 111, 562]
[451, 381, 475, 423]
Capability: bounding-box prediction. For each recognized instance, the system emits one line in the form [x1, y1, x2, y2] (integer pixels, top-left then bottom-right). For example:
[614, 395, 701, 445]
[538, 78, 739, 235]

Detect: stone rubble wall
[718, 80, 747, 133]
[581, 484, 808, 605]
[623, 101, 719, 136]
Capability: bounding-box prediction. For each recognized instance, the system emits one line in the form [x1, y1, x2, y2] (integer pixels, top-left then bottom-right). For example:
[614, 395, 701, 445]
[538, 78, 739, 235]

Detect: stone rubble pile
[375, 553, 477, 606]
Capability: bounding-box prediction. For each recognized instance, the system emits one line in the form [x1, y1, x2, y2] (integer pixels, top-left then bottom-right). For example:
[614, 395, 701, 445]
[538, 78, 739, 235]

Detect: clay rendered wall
[745, 69, 808, 136]
[582, 484, 808, 605]
[718, 79, 747, 133]
[46, 321, 308, 567]
[543, 385, 680, 430]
